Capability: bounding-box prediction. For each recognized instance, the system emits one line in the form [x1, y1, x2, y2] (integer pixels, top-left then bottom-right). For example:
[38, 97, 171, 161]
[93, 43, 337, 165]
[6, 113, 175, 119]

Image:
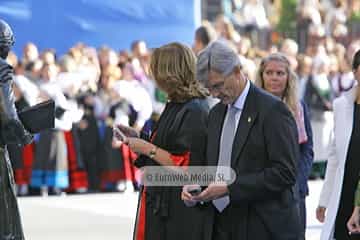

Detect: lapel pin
[247, 117, 252, 123]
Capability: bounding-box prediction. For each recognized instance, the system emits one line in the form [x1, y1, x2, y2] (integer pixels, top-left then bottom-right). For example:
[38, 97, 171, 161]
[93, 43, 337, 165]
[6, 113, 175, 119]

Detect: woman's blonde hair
[150, 42, 208, 102]
[255, 53, 299, 116]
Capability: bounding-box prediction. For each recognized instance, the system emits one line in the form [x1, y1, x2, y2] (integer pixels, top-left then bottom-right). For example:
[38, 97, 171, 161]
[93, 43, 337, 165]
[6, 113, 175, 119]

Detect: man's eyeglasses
[206, 80, 225, 92]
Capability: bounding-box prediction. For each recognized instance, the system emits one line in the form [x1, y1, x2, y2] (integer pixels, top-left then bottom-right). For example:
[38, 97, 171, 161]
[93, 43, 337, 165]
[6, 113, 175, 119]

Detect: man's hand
[192, 182, 229, 202]
[348, 206, 360, 233]
[316, 206, 326, 223]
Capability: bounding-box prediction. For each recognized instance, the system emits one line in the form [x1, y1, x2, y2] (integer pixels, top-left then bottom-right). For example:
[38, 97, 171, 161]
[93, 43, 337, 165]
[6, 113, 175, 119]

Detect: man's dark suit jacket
[205, 83, 301, 240]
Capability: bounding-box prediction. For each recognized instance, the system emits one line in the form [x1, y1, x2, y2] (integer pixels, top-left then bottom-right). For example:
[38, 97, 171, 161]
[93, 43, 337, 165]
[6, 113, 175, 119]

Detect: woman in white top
[316, 49, 360, 240]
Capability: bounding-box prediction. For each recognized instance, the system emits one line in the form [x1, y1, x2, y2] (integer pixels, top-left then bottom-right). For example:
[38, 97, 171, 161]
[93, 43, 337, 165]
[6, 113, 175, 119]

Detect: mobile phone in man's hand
[188, 186, 202, 196]
[349, 231, 360, 236]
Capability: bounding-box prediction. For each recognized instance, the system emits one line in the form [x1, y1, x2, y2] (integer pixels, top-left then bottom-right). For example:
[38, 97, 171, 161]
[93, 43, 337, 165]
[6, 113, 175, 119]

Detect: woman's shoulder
[172, 98, 209, 126]
[183, 98, 209, 113]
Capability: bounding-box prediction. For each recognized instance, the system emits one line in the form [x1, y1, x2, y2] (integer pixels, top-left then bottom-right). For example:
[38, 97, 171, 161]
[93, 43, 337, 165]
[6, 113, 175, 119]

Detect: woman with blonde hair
[255, 53, 314, 240]
[115, 42, 210, 240]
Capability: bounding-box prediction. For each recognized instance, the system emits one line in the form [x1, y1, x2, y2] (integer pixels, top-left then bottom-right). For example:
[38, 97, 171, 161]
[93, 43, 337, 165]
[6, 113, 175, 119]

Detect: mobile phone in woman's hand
[113, 126, 127, 141]
[115, 124, 139, 138]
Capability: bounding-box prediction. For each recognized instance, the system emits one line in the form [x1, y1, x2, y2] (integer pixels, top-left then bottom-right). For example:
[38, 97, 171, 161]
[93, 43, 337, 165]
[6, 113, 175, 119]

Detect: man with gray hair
[182, 40, 301, 239]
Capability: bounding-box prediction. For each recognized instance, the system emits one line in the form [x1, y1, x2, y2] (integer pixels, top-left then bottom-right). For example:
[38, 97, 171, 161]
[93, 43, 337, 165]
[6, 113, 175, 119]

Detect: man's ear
[233, 65, 243, 78]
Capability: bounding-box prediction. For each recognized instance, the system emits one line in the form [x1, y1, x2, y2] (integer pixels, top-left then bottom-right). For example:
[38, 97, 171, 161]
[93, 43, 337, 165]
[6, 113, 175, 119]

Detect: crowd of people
[5, 40, 154, 196]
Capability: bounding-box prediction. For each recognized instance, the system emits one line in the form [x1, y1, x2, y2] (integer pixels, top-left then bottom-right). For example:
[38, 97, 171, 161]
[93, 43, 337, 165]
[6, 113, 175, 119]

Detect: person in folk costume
[76, 91, 102, 192]
[6, 59, 41, 196]
[0, 19, 33, 239]
[114, 42, 210, 240]
[8, 70, 39, 196]
[64, 125, 89, 194]
[112, 65, 155, 192]
[93, 64, 132, 192]
[107, 100, 140, 192]
[113, 62, 153, 132]
[55, 54, 91, 194]
[30, 63, 83, 195]
[68, 47, 109, 193]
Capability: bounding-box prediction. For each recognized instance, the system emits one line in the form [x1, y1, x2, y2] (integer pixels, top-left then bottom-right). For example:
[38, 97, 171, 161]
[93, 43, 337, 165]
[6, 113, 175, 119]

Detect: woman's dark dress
[335, 103, 360, 239]
[133, 98, 210, 240]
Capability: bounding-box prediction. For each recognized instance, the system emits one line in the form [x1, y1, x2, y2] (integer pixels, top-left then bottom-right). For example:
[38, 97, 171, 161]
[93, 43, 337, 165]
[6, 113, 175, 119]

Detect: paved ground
[19, 192, 138, 240]
[305, 180, 323, 240]
[18, 180, 325, 240]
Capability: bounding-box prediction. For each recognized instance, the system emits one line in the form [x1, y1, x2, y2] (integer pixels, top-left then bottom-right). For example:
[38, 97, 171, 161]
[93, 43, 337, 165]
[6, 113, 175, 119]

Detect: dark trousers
[212, 206, 232, 240]
[298, 197, 306, 240]
[212, 205, 271, 240]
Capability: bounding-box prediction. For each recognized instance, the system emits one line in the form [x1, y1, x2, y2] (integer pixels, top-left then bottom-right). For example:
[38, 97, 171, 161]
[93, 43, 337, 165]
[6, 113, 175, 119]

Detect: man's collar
[230, 79, 250, 111]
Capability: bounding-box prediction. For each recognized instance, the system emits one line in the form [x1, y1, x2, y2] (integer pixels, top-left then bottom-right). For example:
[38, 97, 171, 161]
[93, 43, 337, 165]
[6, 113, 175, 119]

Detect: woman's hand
[111, 138, 122, 148]
[316, 206, 326, 223]
[348, 206, 360, 233]
[126, 137, 149, 155]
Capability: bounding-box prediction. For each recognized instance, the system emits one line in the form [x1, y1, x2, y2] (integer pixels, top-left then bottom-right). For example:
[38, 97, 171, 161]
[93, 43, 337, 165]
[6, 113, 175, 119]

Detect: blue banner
[0, 0, 201, 55]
